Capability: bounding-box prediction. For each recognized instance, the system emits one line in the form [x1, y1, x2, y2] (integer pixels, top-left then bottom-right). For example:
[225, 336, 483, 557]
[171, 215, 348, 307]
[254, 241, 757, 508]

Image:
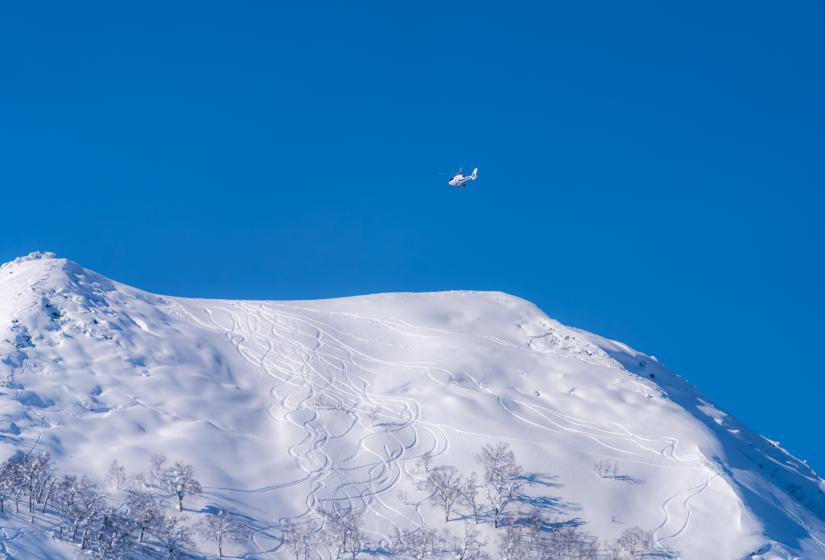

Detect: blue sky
[1, 2, 823, 471]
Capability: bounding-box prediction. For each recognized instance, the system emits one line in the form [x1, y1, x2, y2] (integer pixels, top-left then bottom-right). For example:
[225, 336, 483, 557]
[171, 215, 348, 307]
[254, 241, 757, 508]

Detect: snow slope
[0, 252, 823, 559]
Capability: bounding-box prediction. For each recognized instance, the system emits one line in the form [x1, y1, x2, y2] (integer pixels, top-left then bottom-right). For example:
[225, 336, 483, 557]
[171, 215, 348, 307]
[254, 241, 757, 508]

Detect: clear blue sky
[1, 2, 823, 472]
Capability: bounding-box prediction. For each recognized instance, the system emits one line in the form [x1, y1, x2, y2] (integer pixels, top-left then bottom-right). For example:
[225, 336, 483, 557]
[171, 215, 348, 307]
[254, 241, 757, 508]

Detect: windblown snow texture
[0, 253, 823, 559]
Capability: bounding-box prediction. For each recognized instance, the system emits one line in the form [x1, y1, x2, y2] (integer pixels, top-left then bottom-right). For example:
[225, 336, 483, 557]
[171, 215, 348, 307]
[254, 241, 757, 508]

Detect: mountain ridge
[0, 252, 823, 559]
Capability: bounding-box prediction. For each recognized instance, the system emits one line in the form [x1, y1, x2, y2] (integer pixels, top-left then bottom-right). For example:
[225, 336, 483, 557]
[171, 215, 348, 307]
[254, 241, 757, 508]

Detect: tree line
[0, 443, 666, 559]
[0, 450, 246, 559]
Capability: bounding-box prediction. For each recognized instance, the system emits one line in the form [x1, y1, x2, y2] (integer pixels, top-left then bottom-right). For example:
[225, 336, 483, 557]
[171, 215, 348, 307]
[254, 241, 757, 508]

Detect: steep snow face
[0, 253, 823, 559]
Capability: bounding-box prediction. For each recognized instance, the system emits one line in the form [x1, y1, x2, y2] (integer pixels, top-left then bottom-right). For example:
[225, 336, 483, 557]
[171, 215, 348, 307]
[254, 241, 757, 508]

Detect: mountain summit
[0, 253, 823, 559]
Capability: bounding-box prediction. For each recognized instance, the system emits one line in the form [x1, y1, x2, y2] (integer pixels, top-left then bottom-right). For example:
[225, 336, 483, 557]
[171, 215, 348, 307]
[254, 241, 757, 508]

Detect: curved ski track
[170, 300, 719, 556]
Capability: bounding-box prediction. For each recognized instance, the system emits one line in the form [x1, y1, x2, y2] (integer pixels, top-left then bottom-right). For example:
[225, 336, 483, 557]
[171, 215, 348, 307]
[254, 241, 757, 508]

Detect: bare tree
[200, 508, 249, 557]
[476, 443, 523, 527]
[613, 527, 654, 559]
[545, 527, 600, 560]
[108, 460, 127, 491]
[459, 473, 482, 523]
[282, 517, 319, 560]
[423, 466, 464, 522]
[321, 506, 364, 560]
[150, 453, 167, 487]
[416, 452, 434, 475]
[164, 461, 202, 511]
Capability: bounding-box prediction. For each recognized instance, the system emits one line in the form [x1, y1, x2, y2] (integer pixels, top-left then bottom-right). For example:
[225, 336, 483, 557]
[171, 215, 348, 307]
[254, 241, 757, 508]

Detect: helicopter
[448, 167, 478, 188]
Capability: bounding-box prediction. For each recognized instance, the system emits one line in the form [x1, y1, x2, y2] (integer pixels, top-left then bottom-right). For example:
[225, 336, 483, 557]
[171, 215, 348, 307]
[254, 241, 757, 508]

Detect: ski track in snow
[166, 299, 724, 554]
[652, 472, 715, 554]
[171, 301, 442, 557]
[1, 256, 822, 559]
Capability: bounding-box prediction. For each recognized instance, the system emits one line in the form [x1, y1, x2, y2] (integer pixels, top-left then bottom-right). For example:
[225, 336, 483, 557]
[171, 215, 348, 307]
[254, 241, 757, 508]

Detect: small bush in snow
[594, 460, 619, 479]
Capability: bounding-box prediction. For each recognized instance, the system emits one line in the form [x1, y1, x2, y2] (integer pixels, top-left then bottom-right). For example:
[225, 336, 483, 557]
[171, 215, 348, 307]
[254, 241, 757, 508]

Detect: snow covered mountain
[0, 252, 823, 559]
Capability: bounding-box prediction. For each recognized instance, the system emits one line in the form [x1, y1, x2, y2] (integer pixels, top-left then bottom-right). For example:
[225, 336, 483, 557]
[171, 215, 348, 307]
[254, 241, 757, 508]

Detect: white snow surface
[0, 253, 823, 559]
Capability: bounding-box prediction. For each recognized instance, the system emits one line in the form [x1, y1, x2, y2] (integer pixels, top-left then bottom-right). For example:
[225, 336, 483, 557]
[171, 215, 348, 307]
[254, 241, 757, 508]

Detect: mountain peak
[1, 251, 113, 296]
[0, 253, 164, 353]
[0, 255, 824, 559]
[0, 250, 59, 269]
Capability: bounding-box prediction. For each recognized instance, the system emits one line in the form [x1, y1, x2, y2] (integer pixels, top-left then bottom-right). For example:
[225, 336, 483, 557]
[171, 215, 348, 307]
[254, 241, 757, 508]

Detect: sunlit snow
[0, 253, 822, 559]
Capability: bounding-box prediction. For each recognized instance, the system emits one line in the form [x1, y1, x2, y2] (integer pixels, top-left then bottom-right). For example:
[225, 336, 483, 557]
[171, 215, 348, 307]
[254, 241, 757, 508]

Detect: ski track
[652, 472, 715, 554]
[171, 301, 438, 555]
[170, 299, 720, 553]
[0, 259, 819, 559]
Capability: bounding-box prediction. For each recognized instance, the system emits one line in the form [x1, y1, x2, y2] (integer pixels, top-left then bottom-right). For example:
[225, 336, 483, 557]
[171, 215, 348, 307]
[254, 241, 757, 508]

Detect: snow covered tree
[14, 450, 54, 518]
[153, 515, 193, 560]
[164, 461, 202, 511]
[77, 487, 108, 550]
[128, 472, 148, 491]
[150, 453, 167, 487]
[393, 526, 445, 560]
[576, 535, 602, 560]
[54, 474, 85, 538]
[84, 505, 134, 560]
[422, 466, 464, 522]
[39, 473, 57, 514]
[123, 489, 161, 542]
[320, 506, 364, 560]
[51, 474, 99, 545]
[499, 523, 530, 560]
[6, 459, 26, 514]
[522, 509, 547, 556]
[452, 521, 489, 560]
[31, 452, 56, 516]
[0, 459, 17, 513]
[200, 508, 249, 557]
[476, 443, 523, 527]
